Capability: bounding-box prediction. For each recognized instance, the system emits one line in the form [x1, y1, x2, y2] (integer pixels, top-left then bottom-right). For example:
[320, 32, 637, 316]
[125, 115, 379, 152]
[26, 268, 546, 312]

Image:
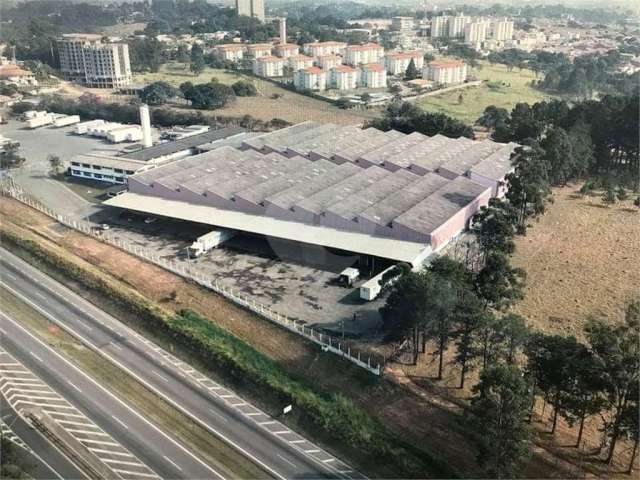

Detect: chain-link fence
[1, 178, 384, 375]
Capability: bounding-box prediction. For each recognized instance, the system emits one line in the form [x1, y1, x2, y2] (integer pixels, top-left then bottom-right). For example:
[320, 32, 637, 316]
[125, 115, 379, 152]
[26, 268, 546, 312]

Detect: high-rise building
[236, 0, 265, 22]
[57, 34, 131, 89]
[448, 14, 470, 38]
[430, 15, 450, 38]
[464, 20, 489, 48]
[491, 18, 514, 41]
[391, 16, 415, 32]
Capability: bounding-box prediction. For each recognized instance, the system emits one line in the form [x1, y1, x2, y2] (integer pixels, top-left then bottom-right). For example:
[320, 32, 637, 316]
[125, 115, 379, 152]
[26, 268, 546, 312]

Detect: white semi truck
[25, 113, 54, 129]
[187, 229, 236, 257]
[53, 115, 81, 127]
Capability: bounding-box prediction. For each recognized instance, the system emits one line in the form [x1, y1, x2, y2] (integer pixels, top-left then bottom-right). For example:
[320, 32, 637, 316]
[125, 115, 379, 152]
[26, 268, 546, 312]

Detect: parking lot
[3, 120, 386, 336]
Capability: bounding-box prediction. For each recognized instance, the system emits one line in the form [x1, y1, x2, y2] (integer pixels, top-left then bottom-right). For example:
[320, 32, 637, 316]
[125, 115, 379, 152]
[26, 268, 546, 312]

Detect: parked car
[144, 217, 157, 224]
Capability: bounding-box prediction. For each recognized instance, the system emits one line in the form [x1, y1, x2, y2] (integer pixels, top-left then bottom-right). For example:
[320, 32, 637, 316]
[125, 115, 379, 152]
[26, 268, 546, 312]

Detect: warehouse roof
[105, 192, 430, 264]
[121, 126, 246, 162]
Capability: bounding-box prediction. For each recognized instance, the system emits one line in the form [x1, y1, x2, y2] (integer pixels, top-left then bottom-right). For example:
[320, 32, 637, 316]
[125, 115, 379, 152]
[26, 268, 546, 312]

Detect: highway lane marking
[0, 327, 6, 335]
[289, 440, 306, 444]
[29, 351, 44, 363]
[66, 429, 110, 437]
[273, 430, 290, 435]
[113, 469, 159, 478]
[33, 291, 48, 301]
[276, 454, 297, 469]
[208, 408, 229, 423]
[246, 412, 262, 416]
[88, 448, 135, 458]
[323, 458, 336, 463]
[66, 380, 82, 393]
[3, 273, 17, 281]
[2, 260, 354, 479]
[0, 309, 217, 480]
[57, 419, 97, 427]
[163, 456, 183, 472]
[110, 343, 124, 351]
[259, 421, 276, 426]
[305, 449, 320, 453]
[151, 370, 169, 383]
[102, 458, 147, 467]
[77, 438, 121, 447]
[111, 415, 129, 430]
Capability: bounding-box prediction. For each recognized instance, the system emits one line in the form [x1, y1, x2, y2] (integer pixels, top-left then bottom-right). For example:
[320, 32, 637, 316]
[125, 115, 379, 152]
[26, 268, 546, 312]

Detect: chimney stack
[279, 17, 287, 44]
[139, 104, 152, 148]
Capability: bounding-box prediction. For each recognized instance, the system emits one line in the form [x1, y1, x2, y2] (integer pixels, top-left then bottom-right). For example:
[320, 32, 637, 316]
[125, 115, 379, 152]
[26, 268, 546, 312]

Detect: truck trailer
[187, 229, 236, 257]
[106, 125, 143, 143]
[25, 114, 54, 129]
[53, 115, 81, 127]
[75, 119, 105, 135]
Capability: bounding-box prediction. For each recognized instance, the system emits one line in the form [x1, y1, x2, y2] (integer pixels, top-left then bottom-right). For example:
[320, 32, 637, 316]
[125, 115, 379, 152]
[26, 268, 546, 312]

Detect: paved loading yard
[92, 208, 386, 337]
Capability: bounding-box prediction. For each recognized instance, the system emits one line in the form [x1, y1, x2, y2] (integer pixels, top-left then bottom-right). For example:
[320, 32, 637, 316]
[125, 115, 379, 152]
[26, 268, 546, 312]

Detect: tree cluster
[367, 101, 475, 139]
[179, 80, 235, 110]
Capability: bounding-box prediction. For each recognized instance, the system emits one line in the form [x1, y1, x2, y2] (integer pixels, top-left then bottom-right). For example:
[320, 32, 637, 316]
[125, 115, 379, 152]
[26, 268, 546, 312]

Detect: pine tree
[404, 58, 419, 80]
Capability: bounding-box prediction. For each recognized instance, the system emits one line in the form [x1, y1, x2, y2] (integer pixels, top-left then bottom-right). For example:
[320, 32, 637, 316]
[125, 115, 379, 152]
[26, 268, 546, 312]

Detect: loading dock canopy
[104, 192, 431, 265]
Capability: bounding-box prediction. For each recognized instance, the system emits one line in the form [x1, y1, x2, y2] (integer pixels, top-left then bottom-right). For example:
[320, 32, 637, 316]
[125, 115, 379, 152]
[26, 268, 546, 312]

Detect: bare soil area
[510, 185, 640, 338]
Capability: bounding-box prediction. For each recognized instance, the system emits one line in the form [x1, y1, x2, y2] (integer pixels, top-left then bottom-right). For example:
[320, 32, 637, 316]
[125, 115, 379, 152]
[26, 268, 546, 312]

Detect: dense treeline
[14, 95, 289, 132]
[367, 101, 475, 140]
[479, 93, 640, 189]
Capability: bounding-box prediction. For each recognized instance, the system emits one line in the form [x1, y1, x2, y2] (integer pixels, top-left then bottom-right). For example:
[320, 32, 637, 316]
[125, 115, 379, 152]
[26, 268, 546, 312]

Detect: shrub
[231, 80, 258, 97]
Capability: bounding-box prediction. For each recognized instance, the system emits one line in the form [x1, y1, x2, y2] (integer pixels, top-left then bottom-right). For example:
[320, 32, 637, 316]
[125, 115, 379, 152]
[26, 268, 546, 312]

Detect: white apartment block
[294, 67, 326, 92]
[465, 20, 489, 48]
[253, 56, 284, 77]
[315, 54, 342, 70]
[423, 59, 468, 85]
[431, 16, 450, 38]
[58, 34, 131, 88]
[274, 43, 299, 58]
[329, 65, 358, 91]
[448, 14, 470, 38]
[491, 19, 514, 41]
[384, 51, 424, 76]
[344, 43, 385, 66]
[235, 0, 265, 22]
[391, 16, 414, 32]
[302, 41, 347, 57]
[359, 63, 387, 88]
[246, 43, 273, 59]
[288, 54, 314, 72]
[214, 44, 245, 62]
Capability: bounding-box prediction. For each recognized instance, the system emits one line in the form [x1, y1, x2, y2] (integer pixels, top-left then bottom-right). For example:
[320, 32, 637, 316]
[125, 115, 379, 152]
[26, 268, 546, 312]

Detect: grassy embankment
[418, 61, 555, 124]
[0, 220, 454, 479]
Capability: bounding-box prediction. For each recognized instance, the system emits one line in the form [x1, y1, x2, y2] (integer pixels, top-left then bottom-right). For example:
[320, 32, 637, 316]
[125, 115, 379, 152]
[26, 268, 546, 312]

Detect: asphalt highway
[0, 247, 361, 480]
[0, 311, 222, 480]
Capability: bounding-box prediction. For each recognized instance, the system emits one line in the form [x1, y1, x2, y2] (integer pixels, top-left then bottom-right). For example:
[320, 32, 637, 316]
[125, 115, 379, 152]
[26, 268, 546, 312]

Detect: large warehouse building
[106, 122, 518, 267]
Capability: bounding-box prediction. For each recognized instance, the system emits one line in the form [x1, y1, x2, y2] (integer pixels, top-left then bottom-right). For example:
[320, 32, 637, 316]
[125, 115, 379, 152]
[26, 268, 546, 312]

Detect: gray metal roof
[121, 126, 246, 161]
[469, 142, 519, 180]
[242, 121, 318, 151]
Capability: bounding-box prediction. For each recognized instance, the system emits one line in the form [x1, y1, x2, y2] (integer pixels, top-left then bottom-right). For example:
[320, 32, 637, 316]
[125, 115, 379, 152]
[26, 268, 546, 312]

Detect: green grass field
[133, 62, 247, 86]
[418, 61, 556, 124]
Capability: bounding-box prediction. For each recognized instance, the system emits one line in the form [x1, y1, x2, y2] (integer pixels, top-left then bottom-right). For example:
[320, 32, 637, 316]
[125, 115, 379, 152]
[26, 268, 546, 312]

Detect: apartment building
[359, 63, 387, 88]
[491, 18, 514, 41]
[274, 43, 299, 58]
[448, 14, 470, 38]
[246, 43, 273, 59]
[294, 67, 327, 91]
[431, 16, 450, 38]
[344, 43, 384, 66]
[384, 51, 424, 76]
[253, 56, 284, 77]
[315, 54, 342, 70]
[288, 54, 314, 72]
[329, 65, 358, 90]
[391, 16, 414, 32]
[465, 20, 489, 48]
[235, 0, 265, 22]
[58, 34, 131, 88]
[302, 41, 347, 57]
[423, 59, 467, 85]
[214, 44, 245, 62]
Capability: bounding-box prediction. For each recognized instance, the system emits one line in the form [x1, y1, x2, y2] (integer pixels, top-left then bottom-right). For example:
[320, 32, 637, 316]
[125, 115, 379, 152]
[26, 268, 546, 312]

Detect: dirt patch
[510, 185, 640, 338]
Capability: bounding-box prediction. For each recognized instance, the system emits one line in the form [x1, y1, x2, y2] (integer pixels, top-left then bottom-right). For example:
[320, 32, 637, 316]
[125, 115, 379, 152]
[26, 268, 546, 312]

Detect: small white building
[359, 63, 387, 88]
[344, 43, 385, 66]
[423, 59, 467, 85]
[273, 43, 299, 58]
[246, 43, 273, 59]
[253, 56, 284, 77]
[329, 65, 358, 91]
[68, 153, 150, 185]
[214, 44, 245, 62]
[315, 54, 342, 70]
[383, 51, 424, 75]
[294, 67, 326, 92]
[302, 41, 347, 57]
[287, 54, 314, 72]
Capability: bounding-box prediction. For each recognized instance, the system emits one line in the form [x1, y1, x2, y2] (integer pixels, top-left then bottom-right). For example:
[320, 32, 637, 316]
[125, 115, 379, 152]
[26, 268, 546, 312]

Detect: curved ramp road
[0, 248, 364, 480]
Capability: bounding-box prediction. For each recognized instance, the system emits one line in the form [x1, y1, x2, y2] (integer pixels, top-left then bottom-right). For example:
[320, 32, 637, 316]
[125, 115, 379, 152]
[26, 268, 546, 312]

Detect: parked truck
[75, 119, 105, 135]
[53, 115, 81, 127]
[187, 229, 236, 257]
[26, 113, 54, 129]
[107, 125, 143, 143]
